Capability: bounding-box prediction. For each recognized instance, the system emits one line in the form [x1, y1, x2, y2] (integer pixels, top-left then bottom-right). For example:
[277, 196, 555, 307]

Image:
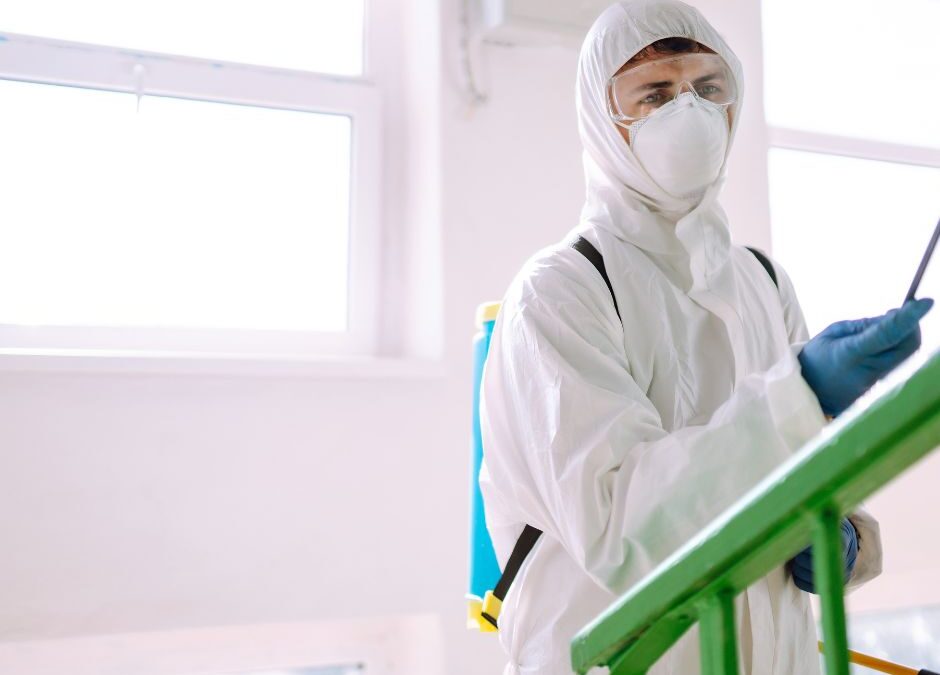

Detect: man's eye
[639, 92, 666, 105]
[699, 84, 721, 97]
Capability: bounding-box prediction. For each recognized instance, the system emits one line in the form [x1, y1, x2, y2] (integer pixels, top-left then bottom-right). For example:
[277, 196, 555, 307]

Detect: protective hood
[576, 0, 745, 288]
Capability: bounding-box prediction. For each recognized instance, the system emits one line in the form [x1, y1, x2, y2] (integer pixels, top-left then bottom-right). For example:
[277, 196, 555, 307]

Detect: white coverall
[478, 1, 884, 673]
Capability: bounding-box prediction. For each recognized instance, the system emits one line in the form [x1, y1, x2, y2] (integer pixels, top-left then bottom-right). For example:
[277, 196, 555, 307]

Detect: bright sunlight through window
[762, 0, 939, 148]
[2, 0, 365, 75]
[0, 79, 352, 332]
[768, 150, 940, 342]
[763, 0, 940, 352]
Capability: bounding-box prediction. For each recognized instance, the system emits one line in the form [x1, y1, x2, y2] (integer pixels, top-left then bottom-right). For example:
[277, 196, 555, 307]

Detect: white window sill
[0, 348, 448, 379]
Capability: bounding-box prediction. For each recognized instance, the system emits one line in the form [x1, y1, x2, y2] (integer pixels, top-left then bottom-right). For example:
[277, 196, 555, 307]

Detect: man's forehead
[614, 42, 716, 77]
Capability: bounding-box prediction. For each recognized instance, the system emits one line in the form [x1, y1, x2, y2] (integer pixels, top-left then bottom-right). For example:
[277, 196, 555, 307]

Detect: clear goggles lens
[608, 52, 736, 123]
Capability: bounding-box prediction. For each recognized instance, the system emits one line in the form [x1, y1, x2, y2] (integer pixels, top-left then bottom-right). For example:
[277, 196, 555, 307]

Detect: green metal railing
[570, 347, 940, 675]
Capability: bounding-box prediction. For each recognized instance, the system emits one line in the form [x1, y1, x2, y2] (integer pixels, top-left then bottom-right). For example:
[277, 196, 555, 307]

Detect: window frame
[767, 127, 940, 172]
[0, 13, 382, 360]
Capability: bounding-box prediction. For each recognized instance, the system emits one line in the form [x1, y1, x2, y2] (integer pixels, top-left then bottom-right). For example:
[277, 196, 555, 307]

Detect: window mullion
[769, 126, 940, 170]
[0, 33, 377, 115]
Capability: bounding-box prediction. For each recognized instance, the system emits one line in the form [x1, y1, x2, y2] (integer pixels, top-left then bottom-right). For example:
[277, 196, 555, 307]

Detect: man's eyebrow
[629, 79, 673, 94]
[693, 70, 726, 84]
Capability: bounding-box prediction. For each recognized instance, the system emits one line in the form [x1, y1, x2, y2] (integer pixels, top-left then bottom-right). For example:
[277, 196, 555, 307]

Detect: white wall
[0, 1, 937, 674]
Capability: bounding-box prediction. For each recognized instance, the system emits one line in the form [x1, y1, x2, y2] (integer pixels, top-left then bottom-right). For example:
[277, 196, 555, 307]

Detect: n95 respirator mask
[628, 92, 730, 200]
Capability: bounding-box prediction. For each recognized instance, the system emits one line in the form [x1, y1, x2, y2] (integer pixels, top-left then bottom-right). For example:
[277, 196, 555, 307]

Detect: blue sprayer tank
[467, 301, 502, 632]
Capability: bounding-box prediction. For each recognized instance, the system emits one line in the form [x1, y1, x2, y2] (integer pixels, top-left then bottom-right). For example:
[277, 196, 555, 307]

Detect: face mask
[628, 92, 730, 200]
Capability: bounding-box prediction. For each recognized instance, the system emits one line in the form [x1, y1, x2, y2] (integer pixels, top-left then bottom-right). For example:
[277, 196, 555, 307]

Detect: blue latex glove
[788, 518, 858, 593]
[798, 298, 934, 417]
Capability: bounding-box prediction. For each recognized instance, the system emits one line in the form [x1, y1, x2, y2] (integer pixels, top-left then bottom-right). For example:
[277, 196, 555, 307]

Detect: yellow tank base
[467, 595, 499, 633]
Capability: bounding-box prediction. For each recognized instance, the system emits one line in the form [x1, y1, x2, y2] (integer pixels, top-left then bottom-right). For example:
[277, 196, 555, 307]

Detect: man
[479, 1, 934, 673]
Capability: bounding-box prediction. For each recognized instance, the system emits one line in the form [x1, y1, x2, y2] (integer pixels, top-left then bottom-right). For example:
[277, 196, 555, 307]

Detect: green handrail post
[570, 347, 940, 674]
[814, 507, 850, 675]
[698, 591, 739, 675]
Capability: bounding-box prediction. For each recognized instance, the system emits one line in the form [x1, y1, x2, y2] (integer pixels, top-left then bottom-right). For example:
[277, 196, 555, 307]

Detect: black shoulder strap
[745, 246, 778, 290]
[482, 236, 624, 629]
[480, 524, 542, 628]
[572, 235, 622, 322]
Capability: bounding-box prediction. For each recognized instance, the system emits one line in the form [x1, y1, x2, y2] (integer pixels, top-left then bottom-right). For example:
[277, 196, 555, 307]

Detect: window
[762, 0, 940, 342]
[0, 1, 380, 358]
[1, 1, 365, 75]
[841, 604, 940, 674]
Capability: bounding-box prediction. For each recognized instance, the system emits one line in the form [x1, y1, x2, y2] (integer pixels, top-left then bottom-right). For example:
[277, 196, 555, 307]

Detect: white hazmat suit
[478, 1, 883, 674]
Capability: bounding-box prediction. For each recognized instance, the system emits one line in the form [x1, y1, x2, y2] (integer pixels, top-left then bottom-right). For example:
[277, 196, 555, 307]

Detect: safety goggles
[607, 52, 736, 125]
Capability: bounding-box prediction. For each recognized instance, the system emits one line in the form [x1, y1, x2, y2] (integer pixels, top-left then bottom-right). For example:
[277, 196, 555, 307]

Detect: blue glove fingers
[788, 519, 858, 593]
[787, 556, 815, 592]
[789, 560, 852, 590]
[869, 325, 922, 368]
[792, 571, 815, 593]
[788, 553, 813, 571]
[848, 298, 934, 356]
[788, 546, 815, 592]
[842, 519, 859, 579]
[790, 552, 813, 570]
[849, 302, 922, 355]
[819, 316, 881, 339]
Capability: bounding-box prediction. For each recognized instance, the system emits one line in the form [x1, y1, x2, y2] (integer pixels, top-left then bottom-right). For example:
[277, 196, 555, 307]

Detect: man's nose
[675, 80, 696, 97]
